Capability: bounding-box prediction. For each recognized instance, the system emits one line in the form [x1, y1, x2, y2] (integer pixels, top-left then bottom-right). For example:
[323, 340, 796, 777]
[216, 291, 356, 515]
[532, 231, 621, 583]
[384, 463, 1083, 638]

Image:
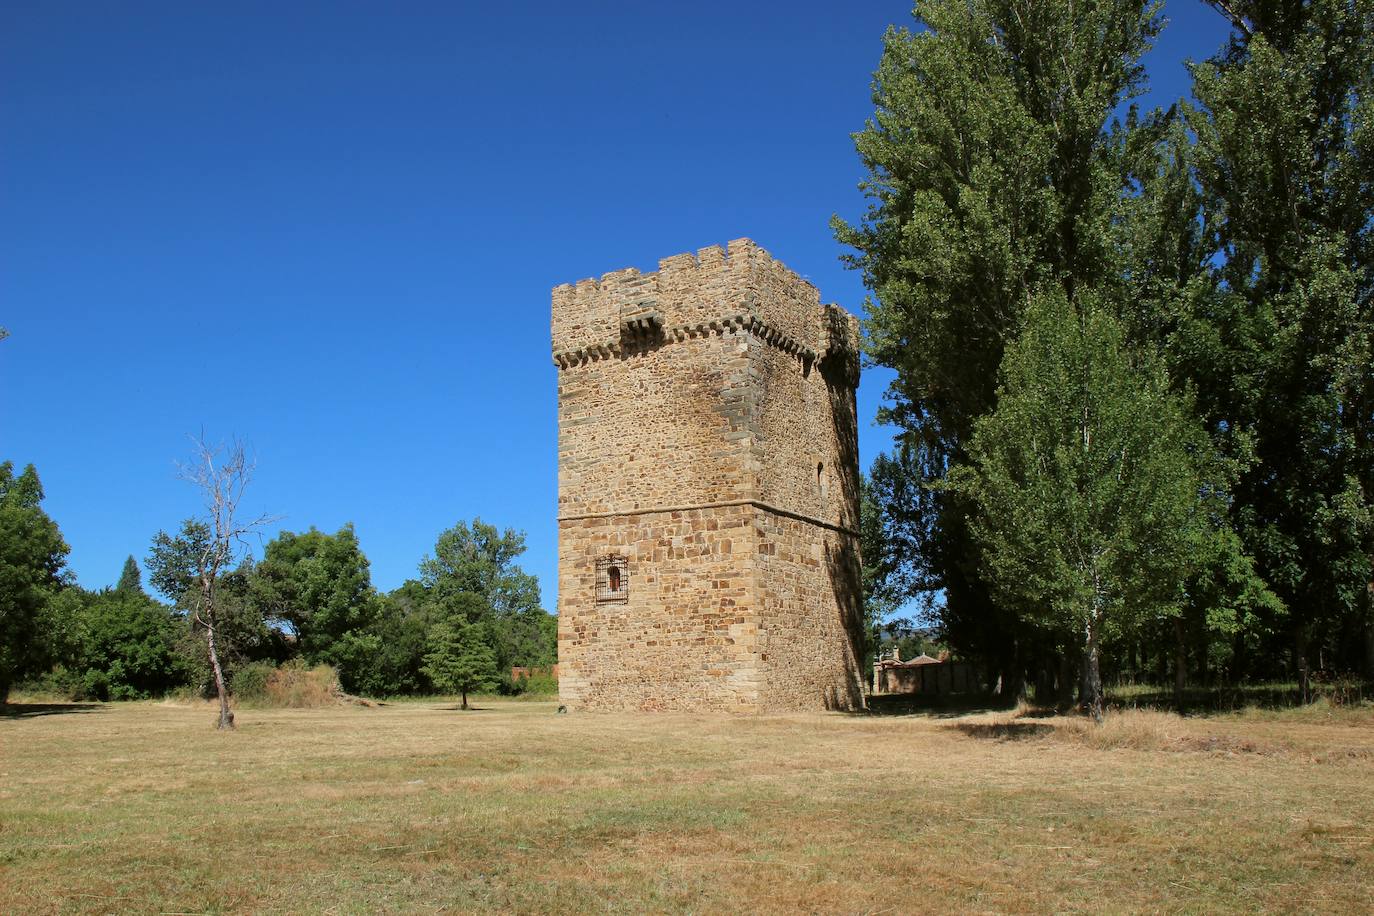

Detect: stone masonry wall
[748, 324, 860, 531]
[557, 331, 750, 518]
[755, 515, 865, 711]
[557, 505, 761, 711]
[554, 239, 864, 712]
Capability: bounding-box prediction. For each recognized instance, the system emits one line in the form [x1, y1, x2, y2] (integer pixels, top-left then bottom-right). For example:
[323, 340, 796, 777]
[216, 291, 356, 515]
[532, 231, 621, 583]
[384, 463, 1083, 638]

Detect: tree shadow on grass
[950, 721, 1055, 741]
[431, 704, 489, 712]
[860, 692, 1017, 719]
[1106, 683, 1372, 713]
[0, 702, 108, 719]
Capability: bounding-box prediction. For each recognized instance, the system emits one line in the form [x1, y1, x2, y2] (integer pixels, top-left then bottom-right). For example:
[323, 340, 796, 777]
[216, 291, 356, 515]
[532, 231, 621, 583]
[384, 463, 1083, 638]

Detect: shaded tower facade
[552, 239, 865, 712]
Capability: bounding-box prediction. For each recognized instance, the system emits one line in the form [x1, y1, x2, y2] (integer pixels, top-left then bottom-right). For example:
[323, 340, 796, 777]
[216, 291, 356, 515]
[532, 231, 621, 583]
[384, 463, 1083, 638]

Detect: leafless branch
[178, 434, 282, 566]
[1201, 0, 1253, 40]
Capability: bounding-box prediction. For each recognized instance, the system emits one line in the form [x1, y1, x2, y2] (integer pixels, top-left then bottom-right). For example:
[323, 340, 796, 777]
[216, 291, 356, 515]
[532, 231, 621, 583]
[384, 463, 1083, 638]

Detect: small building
[510, 665, 559, 681]
[872, 648, 978, 696]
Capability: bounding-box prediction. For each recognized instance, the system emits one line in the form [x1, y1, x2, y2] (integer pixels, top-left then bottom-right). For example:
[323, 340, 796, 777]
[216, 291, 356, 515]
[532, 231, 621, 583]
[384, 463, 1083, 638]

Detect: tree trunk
[1031, 656, 1052, 705]
[1295, 626, 1311, 705]
[206, 619, 235, 730]
[1173, 617, 1188, 714]
[1081, 620, 1104, 724]
[461, 687, 469, 711]
[1057, 650, 1075, 712]
[1365, 614, 1374, 682]
[1365, 581, 1374, 680]
[995, 640, 1020, 703]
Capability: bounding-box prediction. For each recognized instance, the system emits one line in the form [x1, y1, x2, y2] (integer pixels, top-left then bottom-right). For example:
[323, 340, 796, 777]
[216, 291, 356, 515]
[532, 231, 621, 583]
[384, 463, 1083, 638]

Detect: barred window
[596, 555, 629, 603]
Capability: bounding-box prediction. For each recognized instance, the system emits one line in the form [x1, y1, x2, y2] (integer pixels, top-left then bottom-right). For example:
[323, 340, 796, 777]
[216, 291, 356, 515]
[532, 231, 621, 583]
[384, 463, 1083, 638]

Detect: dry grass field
[2, 697, 1372, 914]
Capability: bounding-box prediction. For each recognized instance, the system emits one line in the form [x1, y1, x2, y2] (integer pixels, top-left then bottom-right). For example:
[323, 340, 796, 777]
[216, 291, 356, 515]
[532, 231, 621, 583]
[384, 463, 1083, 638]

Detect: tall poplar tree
[1110, 102, 1287, 690]
[835, 0, 1165, 689]
[1187, 0, 1374, 677]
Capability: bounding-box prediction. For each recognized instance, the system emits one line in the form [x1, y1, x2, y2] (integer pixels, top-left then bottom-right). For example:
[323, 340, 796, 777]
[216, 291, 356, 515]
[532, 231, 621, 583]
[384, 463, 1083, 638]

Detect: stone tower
[552, 239, 865, 712]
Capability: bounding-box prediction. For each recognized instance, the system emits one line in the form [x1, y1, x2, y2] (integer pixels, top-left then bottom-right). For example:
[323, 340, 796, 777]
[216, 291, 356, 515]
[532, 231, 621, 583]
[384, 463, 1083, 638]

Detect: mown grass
[1, 697, 1371, 913]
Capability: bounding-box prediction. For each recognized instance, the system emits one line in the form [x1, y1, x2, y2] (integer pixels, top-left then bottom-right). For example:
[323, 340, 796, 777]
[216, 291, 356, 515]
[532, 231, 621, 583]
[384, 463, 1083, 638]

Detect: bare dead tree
[179, 435, 276, 730]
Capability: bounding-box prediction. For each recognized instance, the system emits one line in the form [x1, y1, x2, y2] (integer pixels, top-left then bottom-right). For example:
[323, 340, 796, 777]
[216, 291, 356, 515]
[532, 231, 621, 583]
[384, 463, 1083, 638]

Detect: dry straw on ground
[1, 698, 1371, 913]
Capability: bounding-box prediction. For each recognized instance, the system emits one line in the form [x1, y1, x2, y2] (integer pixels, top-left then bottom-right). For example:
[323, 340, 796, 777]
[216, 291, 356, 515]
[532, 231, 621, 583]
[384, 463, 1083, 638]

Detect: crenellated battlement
[551, 238, 857, 371]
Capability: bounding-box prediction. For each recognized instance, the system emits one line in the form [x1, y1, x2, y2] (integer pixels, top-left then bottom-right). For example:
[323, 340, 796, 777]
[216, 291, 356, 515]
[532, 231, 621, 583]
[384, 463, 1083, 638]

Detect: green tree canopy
[147, 521, 280, 695]
[250, 524, 378, 671]
[0, 462, 70, 702]
[146, 519, 211, 607]
[955, 291, 1228, 718]
[420, 519, 539, 613]
[342, 584, 437, 698]
[421, 618, 498, 710]
[418, 519, 554, 672]
[66, 587, 184, 700]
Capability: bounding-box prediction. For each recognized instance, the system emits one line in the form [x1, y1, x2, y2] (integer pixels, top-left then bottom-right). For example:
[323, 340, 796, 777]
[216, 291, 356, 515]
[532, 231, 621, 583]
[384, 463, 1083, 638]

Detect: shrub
[499, 671, 559, 697]
[225, 659, 343, 707]
[522, 672, 558, 696]
[1312, 673, 1367, 707]
[72, 668, 111, 702]
[11, 667, 81, 702]
[10, 666, 167, 703]
[263, 660, 342, 708]
[230, 660, 277, 701]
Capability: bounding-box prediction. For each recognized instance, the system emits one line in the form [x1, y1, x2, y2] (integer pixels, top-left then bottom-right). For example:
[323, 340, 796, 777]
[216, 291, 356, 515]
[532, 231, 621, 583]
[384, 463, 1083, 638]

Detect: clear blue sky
[2, 1, 1231, 604]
